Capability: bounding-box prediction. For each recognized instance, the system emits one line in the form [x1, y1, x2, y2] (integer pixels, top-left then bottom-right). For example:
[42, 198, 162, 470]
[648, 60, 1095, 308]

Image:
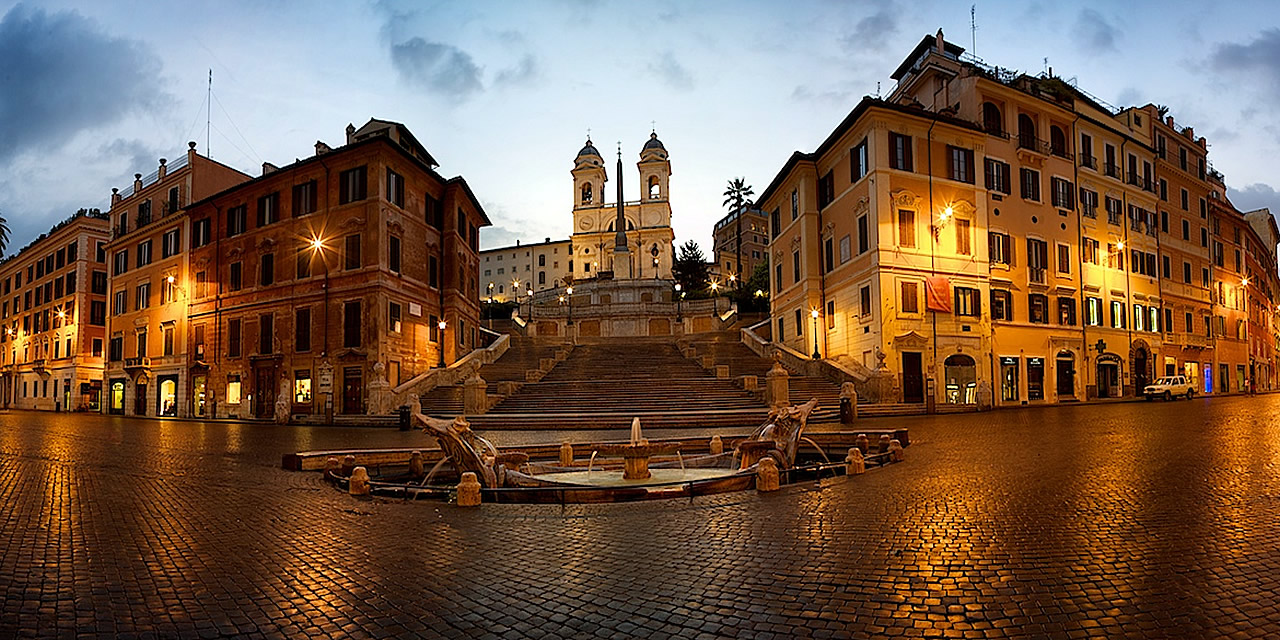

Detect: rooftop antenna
[876, 81, 881, 98]
[586, 127, 591, 141]
[651, 120, 656, 134]
[970, 5, 977, 56]
[206, 69, 212, 158]
[1043, 57, 1049, 75]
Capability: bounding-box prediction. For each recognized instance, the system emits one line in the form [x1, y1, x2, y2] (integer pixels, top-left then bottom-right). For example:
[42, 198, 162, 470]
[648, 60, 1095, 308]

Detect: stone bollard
[845, 447, 866, 475]
[715, 365, 730, 380]
[889, 439, 904, 462]
[559, 442, 574, 467]
[765, 357, 791, 409]
[456, 472, 482, 507]
[878, 434, 891, 454]
[324, 456, 340, 479]
[408, 451, 425, 478]
[741, 375, 758, 391]
[340, 454, 357, 477]
[756, 457, 780, 492]
[701, 355, 715, 369]
[709, 435, 724, 455]
[349, 467, 370, 496]
[463, 374, 488, 414]
[855, 434, 870, 454]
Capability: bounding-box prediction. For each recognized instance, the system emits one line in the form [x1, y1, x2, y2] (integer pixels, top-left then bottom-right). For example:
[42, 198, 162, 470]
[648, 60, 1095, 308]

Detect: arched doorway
[1055, 350, 1076, 400]
[1131, 341, 1150, 396]
[1097, 354, 1122, 398]
[943, 354, 977, 404]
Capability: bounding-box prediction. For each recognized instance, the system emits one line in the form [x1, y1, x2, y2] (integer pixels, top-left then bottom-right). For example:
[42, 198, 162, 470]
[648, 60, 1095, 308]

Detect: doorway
[254, 365, 276, 419]
[1097, 361, 1120, 398]
[1132, 348, 1149, 395]
[943, 354, 976, 404]
[342, 366, 363, 414]
[110, 379, 126, 414]
[1055, 351, 1075, 399]
[193, 375, 207, 417]
[902, 352, 924, 403]
[1027, 358, 1045, 400]
[158, 375, 178, 417]
[134, 380, 148, 416]
[1000, 357, 1020, 402]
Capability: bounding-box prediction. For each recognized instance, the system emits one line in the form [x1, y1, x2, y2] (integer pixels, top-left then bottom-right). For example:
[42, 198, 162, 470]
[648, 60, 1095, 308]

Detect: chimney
[1198, 136, 1207, 150]
[111, 187, 121, 206]
[1184, 126, 1194, 140]
[1166, 116, 1174, 127]
[315, 140, 332, 155]
[134, 173, 143, 193]
[545, 237, 551, 243]
[157, 158, 167, 180]
[262, 162, 279, 176]
[345, 123, 356, 143]
[935, 28, 945, 52]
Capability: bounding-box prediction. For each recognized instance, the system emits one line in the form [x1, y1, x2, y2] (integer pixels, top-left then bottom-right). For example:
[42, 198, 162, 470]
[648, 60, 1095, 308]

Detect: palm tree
[0, 211, 9, 256]
[722, 178, 755, 286]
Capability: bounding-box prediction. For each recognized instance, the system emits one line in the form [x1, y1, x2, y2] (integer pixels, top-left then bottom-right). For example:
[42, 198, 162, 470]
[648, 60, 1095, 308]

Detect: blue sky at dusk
[2, 0, 1280, 256]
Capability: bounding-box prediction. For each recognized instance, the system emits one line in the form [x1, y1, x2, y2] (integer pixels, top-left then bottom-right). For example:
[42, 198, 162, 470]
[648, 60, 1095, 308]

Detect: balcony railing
[1107, 210, 1123, 226]
[1017, 134, 1050, 155]
[123, 356, 151, 370]
[1104, 163, 1121, 179]
[1082, 204, 1097, 219]
[1081, 155, 1097, 170]
[1028, 267, 1046, 284]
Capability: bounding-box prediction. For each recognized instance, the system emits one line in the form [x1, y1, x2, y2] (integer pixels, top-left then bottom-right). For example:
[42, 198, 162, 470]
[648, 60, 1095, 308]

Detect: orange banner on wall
[925, 276, 952, 313]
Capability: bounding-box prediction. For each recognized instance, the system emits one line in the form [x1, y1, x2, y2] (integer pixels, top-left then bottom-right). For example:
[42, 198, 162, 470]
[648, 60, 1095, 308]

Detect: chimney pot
[159, 158, 167, 166]
[188, 141, 197, 150]
[135, 173, 142, 180]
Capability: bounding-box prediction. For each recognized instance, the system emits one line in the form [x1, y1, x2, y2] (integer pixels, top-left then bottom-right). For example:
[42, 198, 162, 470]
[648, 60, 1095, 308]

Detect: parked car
[1143, 376, 1195, 400]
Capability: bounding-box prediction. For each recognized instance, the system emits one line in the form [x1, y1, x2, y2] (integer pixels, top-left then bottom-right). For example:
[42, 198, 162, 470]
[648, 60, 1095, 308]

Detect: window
[90, 301, 106, 326]
[1049, 125, 1067, 157]
[1086, 297, 1102, 326]
[113, 290, 127, 315]
[161, 228, 180, 258]
[947, 146, 974, 183]
[294, 370, 312, 404]
[989, 232, 1011, 265]
[226, 205, 247, 237]
[850, 140, 868, 182]
[259, 313, 274, 354]
[823, 237, 834, 273]
[194, 325, 206, 361]
[991, 290, 1012, 321]
[295, 308, 311, 352]
[389, 236, 402, 273]
[229, 262, 243, 291]
[227, 375, 242, 405]
[794, 309, 802, 338]
[897, 210, 916, 248]
[1106, 197, 1123, 225]
[1133, 304, 1145, 332]
[982, 102, 1003, 135]
[134, 282, 150, 310]
[168, 187, 180, 214]
[954, 287, 980, 317]
[108, 336, 122, 361]
[344, 234, 361, 270]
[857, 215, 869, 254]
[296, 245, 312, 279]
[1051, 177, 1074, 209]
[889, 132, 913, 171]
[292, 180, 318, 217]
[790, 190, 798, 220]
[339, 166, 368, 204]
[1080, 133, 1094, 168]
[1106, 244, 1124, 270]
[817, 171, 834, 209]
[257, 192, 279, 227]
[792, 251, 800, 283]
[428, 255, 439, 288]
[1110, 300, 1126, 329]
[1162, 255, 1171, 278]
[1020, 168, 1041, 201]
[1056, 244, 1070, 274]
[113, 250, 129, 276]
[1029, 294, 1048, 324]
[343, 300, 361, 348]
[1183, 261, 1192, 283]
[985, 159, 1011, 194]
[1182, 219, 1190, 241]
[1058, 297, 1076, 325]
[900, 281, 919, 314]
[389, 301, 402, 333]
[386, 168, 405, 207]
[163, 325, 174, 356]
[859, 285, 872, 317]
[192, 218, 212, 247]
[1082, 237, 1099, 264]
[1027, 238, 1047, 281]
[1159, 179, 1168, 201]
[1201, 227, 1208, 248]
[839, 235, 851, 263]
[228, 319, 241, 358]
[1150, 307, 1160, 333]
[260, 254, 274, 286]
[955, 219, 971, 255]
[1017, 114, 1036, 149]
[135, 329, 146, 358]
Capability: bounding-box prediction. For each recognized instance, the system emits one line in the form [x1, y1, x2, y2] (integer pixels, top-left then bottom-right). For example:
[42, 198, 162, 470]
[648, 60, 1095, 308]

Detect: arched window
[982, 102, 1003, 135]
[581, 183, 593, 204]
[1018, 114, 1036, 149]
[648, 176, 660, 199]
[1050, 126, 1067, 157]
[607, 220, 636, 231]
[943, 354, 977, 404]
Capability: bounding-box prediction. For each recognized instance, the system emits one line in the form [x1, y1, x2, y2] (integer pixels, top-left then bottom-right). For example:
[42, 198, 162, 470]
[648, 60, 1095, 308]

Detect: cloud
[98, 139, 163, 176]
[840, 10, 898, 54]
[1228, 182, 1280, 214]
[648, 51, 694, 91]
[495, 54, 538, 88]
[0, 4, 168, 165]
[389, 37, 484, 100]
[791, 85, 854, 105]
[1211, 29, 1280, 98]
[1073, 9, 1119, 55]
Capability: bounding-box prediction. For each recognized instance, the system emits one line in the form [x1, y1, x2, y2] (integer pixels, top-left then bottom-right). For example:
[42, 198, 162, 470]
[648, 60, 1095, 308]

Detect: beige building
[0, 211, 111, 411]
[480, 237, 572, 303]
[712, 206, 769, 282]
[570, 134, 675, 281]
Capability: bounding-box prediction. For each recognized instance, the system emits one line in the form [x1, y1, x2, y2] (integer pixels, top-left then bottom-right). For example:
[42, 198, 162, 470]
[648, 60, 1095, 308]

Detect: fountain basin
[532, 467, 734, 487]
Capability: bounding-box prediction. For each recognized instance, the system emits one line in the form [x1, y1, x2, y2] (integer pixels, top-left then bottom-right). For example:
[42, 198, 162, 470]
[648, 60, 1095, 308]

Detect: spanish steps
[418, 337, 567, 417]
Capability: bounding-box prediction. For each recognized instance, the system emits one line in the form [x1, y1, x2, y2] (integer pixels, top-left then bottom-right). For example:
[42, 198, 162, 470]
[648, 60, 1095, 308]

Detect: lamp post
[651, 244, 660, 279]
[310, 236, 332, 424]
[710, 279, 720, 315]
[811, 308, 821, 360]
[525, 287, 533, 321]
[437, 319, 447, 368]
[674, 283, 683, 323]
[566, 286, 574, 325]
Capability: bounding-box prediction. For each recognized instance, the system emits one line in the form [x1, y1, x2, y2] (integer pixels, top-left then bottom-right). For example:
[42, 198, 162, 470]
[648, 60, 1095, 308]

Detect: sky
[3, 0, 1280, 258]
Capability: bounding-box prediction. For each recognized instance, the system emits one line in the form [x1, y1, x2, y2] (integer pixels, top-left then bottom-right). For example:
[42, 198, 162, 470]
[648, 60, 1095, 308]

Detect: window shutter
[974, 289, 982, 316]
[903, 136, 913, 170]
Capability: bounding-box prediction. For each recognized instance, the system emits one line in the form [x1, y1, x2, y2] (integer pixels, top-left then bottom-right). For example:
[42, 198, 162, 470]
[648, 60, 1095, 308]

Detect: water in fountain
[588, 450, 599, 478]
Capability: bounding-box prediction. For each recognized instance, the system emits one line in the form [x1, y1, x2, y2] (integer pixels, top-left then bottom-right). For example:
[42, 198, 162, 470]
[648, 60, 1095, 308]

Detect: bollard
[855, 433, 870, 454]
[845, 447, 865, 475]
[709, 435, 724, 455]
[889, 439, 904, 462]
[878, 434, 891, 454]
[340, 454, 357, 477]
[456, 472, 482, 507]
[756, 457, 780, 492]
[408, 451, 425, 478]
[349, 467, 370, 496]
[559, 443, 574, 467]
[324, 456, 340, 479]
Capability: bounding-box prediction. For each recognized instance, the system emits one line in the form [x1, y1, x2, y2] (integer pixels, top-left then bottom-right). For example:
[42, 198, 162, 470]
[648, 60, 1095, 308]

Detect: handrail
[390, 333, 510, 405]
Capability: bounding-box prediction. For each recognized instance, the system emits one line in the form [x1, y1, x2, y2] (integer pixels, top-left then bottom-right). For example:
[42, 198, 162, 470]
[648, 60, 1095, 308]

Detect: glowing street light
[566, 286, 574, 325]
[437, 319, 447, 367]
[811, 308, 821, 359]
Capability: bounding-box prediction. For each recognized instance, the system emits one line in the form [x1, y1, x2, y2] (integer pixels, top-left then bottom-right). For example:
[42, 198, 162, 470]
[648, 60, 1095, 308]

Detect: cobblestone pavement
[4, 396, 1280, 639]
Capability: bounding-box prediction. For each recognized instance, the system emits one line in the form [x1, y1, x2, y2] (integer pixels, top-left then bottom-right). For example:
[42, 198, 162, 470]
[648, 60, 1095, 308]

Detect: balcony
[1081, 156, 1097, 170]
[1104, 163, 1121, 179]
[1028, 267, 1046, 285]
[123, 356, 151, 372]
[1017, 134, 1050, 155]
[31, 359, 47, 374]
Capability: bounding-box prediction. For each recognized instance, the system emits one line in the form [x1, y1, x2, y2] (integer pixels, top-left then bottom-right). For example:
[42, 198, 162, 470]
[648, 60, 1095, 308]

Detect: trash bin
[839, 397, 854, 424]
[398, 405, 411, 431]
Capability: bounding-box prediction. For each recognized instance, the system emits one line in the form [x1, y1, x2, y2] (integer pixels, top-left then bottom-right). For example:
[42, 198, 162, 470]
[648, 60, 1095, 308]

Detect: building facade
[712, 206, 769, 282]
[480, 238, 572, 303]
[570, 134, 675, 281]
[758, 30, 1280, 408]
[103, 144, 251, 417]
[183, 119, 489, 420]
[0, 211, 111, 411]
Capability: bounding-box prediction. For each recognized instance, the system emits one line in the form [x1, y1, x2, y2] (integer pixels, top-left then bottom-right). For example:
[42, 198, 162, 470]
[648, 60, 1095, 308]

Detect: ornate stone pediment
[852, 196, 870, 217]
[890, 189, 921, 209]
[893, 330, 929, 349]
[340, 216, 366, 230]
[256, 236, 276, 250]
[227, 246, 244, 259]
[386, 218, 405, 235]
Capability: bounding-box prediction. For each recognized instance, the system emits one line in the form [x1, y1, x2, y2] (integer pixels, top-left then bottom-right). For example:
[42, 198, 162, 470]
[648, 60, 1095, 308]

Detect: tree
[729, 259, 771, 313]
[0, 210, 8, 255]
[671, 239, 710, 295]
[721, 177, 754, 284]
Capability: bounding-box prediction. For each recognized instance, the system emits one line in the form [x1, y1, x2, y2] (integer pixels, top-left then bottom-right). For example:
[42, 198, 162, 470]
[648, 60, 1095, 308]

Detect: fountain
[594, 417, 681, 480]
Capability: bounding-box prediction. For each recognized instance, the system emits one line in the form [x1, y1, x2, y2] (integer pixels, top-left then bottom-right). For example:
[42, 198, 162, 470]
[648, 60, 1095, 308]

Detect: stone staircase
[466, 337, 771, 430]
[418, 337, 570, 417]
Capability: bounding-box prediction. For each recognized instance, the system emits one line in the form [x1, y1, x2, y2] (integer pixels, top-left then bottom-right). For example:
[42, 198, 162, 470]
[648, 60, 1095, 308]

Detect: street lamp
[310, 236, 330, 356]
[710, 279, 720, 314]
[811, 308, 821, 360]
[566, 286, 574, 325]
[651, 244, 660, 279]
[525, 287, 533, 320]
[674, 283, 683, 323]
[437, 319, 447, 368]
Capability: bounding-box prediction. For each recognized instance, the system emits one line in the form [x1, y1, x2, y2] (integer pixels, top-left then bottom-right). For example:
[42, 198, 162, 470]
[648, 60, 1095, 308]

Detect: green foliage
[728, 259, 770, 313]
[672, 240, 710, 295]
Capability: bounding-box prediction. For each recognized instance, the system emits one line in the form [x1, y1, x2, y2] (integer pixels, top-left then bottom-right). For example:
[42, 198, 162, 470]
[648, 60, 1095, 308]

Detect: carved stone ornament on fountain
[415, 413, 499, 488]
[734, 397, 818, 470]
